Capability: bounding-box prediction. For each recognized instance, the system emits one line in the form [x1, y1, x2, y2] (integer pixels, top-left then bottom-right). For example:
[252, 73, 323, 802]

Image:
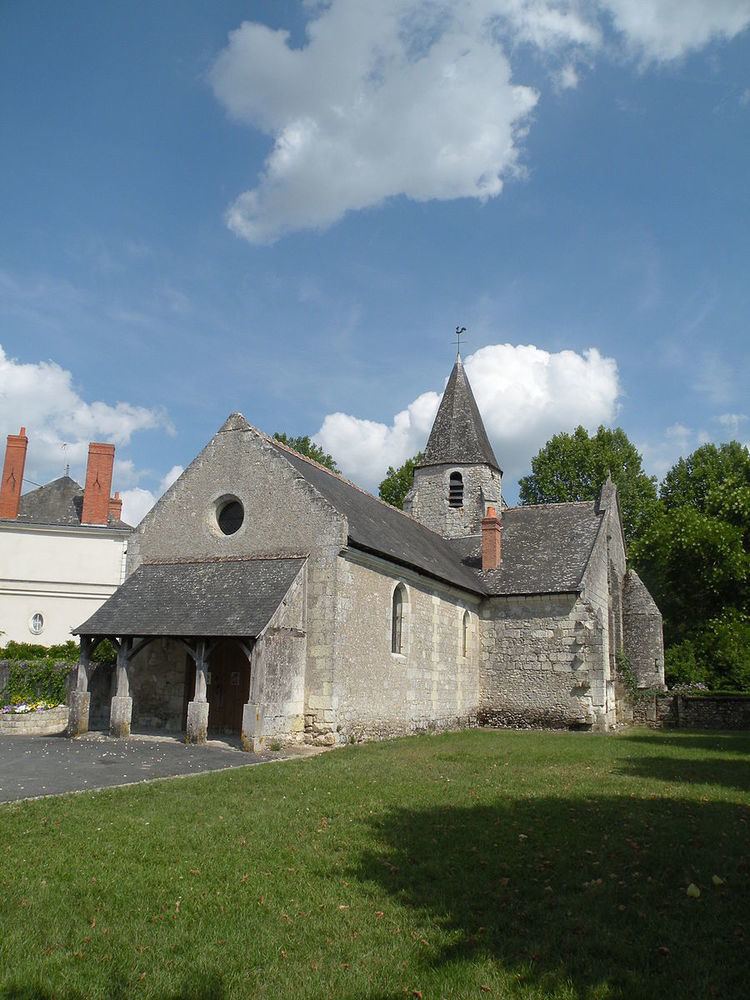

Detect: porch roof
[73, 557, 305, 638]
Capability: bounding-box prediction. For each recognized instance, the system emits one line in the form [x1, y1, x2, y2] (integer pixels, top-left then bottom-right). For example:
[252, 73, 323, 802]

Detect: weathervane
[455, 326, 467, 357]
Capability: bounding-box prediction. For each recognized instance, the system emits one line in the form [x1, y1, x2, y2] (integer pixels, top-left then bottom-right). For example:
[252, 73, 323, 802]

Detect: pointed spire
[419, 357, 501, 471]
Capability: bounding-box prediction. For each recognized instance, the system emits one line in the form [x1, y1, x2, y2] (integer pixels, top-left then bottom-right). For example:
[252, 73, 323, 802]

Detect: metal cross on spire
[455, 326, 467, 357]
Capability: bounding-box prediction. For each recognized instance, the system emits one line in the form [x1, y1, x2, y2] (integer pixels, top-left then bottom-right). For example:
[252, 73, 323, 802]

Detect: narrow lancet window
[391, 584, 405, 654]
[449, 471, 464, 507]
[462, 610, 469, 658]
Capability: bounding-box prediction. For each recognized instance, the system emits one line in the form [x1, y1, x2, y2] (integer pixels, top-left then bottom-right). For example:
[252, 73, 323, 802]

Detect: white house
[0, 428, 130, 647]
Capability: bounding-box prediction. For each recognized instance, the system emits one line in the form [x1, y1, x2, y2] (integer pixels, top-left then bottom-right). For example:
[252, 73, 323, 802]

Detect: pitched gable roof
[9, 475, 130, 529]
[271, 441, 485, 594]
[419, 357, 501, 471]
[75, 557, 304, 637]
[447, 502, 604, 595]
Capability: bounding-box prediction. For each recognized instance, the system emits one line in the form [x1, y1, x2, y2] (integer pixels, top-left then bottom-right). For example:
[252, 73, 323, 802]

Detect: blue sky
[1, 1, 748, 522]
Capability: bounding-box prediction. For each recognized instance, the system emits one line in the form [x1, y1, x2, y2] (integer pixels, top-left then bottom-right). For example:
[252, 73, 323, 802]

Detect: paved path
[0, 733, 309, 804]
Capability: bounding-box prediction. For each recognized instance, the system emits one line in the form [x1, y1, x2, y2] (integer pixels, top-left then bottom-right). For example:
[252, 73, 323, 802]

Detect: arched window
[462, 610, 469, 658]
[391, 584, 405, 654]
[448, 471, 464, 507]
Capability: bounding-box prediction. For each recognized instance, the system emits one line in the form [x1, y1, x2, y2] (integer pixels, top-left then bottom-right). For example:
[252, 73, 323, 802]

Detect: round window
[217, 498, 244, 536]
[29, 612, 44, 635]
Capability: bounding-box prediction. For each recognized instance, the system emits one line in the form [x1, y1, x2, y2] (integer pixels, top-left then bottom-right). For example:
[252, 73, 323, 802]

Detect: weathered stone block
[67, 691, 91, 737]
[241, 702, 263, 753]
[109, 696, 133, 738]
[186, 700, 209, 744]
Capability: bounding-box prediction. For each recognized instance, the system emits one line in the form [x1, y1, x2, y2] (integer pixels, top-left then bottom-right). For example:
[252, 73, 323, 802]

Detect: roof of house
[270, 433, 604, 597]
[74, 557, 305, 637]
[8, 475, 130, 530]
[419, 356, 501, 471]
[447, 502, 604, 595]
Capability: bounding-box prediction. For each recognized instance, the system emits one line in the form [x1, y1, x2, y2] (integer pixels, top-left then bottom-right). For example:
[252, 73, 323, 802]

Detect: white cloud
[717, 412, 748, 438]
[120, 464, 184, 527]
[314, 343, 620, 490]
[0, 341, 172, 494]
[211, 1, 750, 242]
[210, 2, 539, 243]
[600, 0, 750, 61]
[557, 64, 580, 90]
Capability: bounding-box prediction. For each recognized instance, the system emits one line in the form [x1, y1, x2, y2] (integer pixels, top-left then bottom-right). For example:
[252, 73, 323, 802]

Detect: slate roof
[74, 557, 305, 637]
[447, 502, 603, 595]
[419, 357, 501, 471]
[273, 443, 486, 594]
[8, 475, 130, 530]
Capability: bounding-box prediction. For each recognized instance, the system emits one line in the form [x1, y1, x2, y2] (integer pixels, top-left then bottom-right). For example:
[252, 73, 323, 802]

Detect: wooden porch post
[67, 636, 94, 737]
[185, 639, 210, 744]
[110, 637, 133, 737]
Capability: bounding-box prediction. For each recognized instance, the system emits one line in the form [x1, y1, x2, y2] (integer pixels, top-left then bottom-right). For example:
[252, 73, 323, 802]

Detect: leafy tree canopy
[630, 505, 749, 646]
[379, 453, 424, 509]
[660, 441, 750, 513]
[518, 426, 658, 543]
[632, 441, 750, 691]
[273, 433, 339, 473]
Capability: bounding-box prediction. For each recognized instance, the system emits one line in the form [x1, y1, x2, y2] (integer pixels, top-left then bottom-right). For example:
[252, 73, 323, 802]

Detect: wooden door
[209, 642, 251, 734]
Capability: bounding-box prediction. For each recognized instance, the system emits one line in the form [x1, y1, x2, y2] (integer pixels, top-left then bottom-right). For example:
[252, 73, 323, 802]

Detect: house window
[448, 471, 464, 507]
[462, 610, 469, 658]
[391, 584, 406, 655]
[29, 613, 44, 636]
[217, 498, 244, 535]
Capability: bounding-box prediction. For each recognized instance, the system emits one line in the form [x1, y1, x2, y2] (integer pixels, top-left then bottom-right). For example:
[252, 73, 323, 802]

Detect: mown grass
[1, 728, 749, 1000]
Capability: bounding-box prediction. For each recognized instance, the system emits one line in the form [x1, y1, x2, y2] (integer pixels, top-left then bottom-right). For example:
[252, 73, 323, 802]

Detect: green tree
[632, 444, 750, 691]
[379, 453, 424, 509]
[518, 426, 658, 543]
[273, 433, 339, 473]
[660, 441, 750, 513]
[631, 505, 749, 646]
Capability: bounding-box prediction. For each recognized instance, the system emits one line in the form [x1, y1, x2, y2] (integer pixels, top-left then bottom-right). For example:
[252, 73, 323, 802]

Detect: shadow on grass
[623, 732, 750, 755]
[354, 795, 750, 1000]
[617, 755, 750, 793]
[0, 973, 225, 1000]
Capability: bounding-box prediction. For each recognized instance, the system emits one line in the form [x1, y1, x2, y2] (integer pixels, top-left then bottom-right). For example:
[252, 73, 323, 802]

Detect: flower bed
[0, 703, 68, 736]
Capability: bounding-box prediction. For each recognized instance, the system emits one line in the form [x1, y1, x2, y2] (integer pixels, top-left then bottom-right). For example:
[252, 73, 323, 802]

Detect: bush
[2, 640, 79, 663]
[664, 640, 707, 688]
[3, 660, 70, 707]
[664, 612, 750, 692]
[1, 638, 117, 666]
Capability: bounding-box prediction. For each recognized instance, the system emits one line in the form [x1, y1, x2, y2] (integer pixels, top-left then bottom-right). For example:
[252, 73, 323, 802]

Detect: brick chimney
[0, 426, 29, 520]
[108, 491, 123, 523]
[481, 505, 503, 572]
[81, 442, 115, 525]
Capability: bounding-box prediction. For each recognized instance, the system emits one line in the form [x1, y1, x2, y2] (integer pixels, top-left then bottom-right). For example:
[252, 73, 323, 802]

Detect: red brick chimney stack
[0, 426, 29, 520]
[81, 442, 116, 525]
[481, 504, 503, 572]
[108, 491, 123, 523]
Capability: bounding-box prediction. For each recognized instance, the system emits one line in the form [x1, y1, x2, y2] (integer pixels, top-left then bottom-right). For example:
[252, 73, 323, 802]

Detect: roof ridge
[265, 430, 452, 539]
[507, 500, 599, 511]
[142, 554, 308, 566]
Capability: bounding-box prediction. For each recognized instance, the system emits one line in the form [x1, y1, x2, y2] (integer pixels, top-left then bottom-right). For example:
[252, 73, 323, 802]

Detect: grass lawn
[1, 729, 749, 1000]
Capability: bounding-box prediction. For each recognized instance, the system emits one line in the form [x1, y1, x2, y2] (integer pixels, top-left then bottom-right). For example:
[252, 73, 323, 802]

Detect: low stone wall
[633, 693, 750, 729]
[0, 705, 69, 736]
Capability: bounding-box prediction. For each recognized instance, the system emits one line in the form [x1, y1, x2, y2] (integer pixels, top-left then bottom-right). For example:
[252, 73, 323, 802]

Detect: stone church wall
[252, 563, 307, 743]
[129, 638, 188, 732]
[478, 592, 608, 730]
[326, 552, 481, 743]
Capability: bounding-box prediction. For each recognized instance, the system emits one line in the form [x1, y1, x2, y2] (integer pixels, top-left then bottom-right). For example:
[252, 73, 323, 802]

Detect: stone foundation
[0, 705, 68, 736]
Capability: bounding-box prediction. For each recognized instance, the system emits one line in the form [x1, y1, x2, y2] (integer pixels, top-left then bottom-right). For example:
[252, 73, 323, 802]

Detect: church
[69, 355, 664, 749]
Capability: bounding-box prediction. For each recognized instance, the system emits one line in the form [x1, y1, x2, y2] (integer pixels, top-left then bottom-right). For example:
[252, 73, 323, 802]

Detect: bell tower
[404, 351, 502, 538]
